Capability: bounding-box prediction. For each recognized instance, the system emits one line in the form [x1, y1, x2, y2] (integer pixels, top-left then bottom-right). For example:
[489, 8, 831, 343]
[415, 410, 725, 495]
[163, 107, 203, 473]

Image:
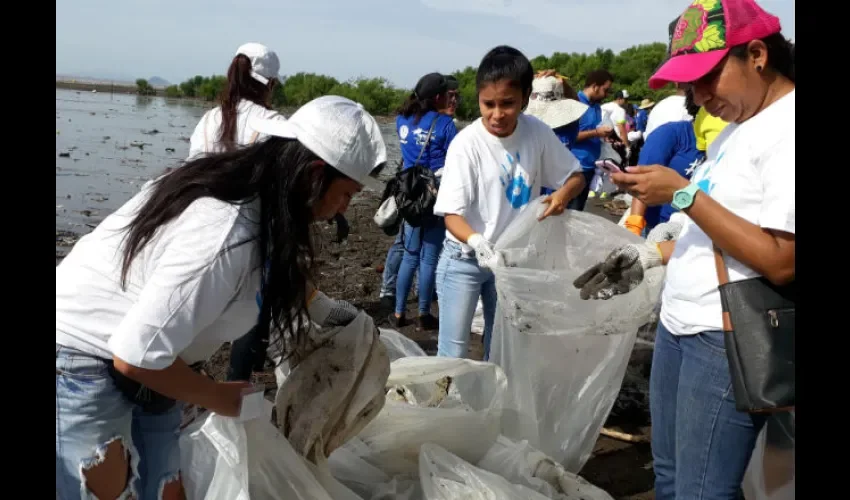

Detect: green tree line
[145, 42, 674, 120]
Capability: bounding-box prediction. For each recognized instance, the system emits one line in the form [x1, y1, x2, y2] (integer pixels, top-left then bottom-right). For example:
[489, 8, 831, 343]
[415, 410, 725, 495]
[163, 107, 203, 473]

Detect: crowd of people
[56, 0, 794, 498]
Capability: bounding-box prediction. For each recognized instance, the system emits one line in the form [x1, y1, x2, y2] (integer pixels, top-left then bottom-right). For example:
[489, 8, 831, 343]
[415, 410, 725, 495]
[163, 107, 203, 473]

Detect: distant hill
[147, 76, 170, 87]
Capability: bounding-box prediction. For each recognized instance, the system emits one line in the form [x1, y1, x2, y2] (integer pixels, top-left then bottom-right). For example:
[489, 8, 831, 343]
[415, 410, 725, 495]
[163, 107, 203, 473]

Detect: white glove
[467, 233, 504, 270]
[307, 291, 359, 327]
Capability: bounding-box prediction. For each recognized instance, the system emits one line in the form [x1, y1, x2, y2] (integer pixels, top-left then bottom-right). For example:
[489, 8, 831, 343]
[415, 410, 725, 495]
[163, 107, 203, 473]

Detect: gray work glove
[646, 220, 683, 243]
[307, 291, 359, 327]
[573, 242, 663, 300]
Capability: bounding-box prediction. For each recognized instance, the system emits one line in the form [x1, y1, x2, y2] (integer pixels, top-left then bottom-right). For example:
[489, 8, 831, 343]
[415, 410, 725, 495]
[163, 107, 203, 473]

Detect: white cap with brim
[236, 42, 280, 85]
[249, 95, 387, 191]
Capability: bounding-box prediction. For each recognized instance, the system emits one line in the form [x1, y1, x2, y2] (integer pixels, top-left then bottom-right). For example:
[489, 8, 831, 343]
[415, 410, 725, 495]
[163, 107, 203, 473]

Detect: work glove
[307, 290, 359, 327]
[467, 233, 504, 270]
[646, 220, 683, 243]
[623, 214, 646, 237]
[573, 242, 662, 300]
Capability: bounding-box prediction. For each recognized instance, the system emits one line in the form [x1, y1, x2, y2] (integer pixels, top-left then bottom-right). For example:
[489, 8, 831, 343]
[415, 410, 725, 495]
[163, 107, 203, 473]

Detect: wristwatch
[671, 184, 701, 211]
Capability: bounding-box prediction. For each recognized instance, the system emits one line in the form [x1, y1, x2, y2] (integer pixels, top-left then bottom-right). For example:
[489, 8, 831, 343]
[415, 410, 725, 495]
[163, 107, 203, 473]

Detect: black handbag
[713, 245, 795, 413]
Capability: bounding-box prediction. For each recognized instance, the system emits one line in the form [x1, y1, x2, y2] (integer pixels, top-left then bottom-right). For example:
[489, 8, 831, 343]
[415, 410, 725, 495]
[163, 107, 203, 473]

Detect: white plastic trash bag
[491, 199, 664, 471]
[379, 328, 428, 360]
[742, 412, 795, 500]
[477, 435, 614, 500]
[419, 443, 554, 500]
[179, 406, 361, 499]
[351, 357, 508, 477]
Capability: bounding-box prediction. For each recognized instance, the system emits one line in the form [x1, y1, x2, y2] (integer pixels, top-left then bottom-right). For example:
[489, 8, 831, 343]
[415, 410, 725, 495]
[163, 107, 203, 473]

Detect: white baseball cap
[235, 42, 280, 85]
[250, 96, 387, 191]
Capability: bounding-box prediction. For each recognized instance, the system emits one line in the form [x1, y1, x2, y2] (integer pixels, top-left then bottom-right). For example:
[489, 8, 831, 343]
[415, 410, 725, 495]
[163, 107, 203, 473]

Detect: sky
[56, 0, 795, 89]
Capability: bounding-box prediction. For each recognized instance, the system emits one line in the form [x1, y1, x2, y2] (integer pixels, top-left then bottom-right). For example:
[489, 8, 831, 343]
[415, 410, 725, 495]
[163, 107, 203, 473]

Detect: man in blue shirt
[567, 69, 615, 211]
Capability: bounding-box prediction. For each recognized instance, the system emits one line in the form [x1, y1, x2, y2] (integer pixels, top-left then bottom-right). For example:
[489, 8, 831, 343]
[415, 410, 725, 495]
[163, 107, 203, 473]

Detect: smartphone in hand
[595, 158, 626, 175]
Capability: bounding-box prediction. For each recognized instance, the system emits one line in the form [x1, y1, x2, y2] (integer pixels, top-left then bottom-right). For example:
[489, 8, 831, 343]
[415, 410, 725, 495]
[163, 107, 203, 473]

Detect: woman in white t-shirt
[573, 1, 794, 497]
[187, 42, 284, 160]
[433, 45, 585, 360]
[55, 96, 386, 500]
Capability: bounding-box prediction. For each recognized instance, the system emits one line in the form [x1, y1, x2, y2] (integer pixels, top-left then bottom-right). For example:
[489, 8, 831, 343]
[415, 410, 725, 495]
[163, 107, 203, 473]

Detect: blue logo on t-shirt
[694, 150, 723, 195]
[499, 151, 532, 209]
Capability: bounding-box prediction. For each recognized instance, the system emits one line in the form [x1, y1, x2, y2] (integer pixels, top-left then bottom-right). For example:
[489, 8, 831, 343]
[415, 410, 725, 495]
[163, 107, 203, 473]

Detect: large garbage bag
[490, 199, 664, 471]
[419, 440, 614, 500]
[349, 357, 508, 477]
[742, 412, 795, 500]
[178, 404, 361, 499]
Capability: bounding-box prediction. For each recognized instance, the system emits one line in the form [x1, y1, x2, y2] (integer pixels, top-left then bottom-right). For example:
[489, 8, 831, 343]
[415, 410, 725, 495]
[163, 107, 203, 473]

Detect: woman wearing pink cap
[573, 0, 795, 497]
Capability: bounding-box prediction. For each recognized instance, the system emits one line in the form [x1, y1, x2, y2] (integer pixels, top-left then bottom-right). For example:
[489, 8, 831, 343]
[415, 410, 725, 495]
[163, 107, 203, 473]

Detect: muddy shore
[55, 193, 654, 499]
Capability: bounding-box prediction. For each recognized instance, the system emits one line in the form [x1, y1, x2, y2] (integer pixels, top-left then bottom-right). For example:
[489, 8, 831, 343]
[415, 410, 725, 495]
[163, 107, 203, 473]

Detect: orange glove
[624, 215, 646, 237]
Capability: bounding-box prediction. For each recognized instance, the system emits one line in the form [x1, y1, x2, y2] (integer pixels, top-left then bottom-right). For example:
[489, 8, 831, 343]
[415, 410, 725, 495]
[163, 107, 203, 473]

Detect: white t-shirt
[601, 102, 627, 139]
[434, 114, 582, 250]
[644, 95, 692, 139]
[661, 90, 795, 335]
[187, 99, 285, 161]
[56, 183, 262, 369]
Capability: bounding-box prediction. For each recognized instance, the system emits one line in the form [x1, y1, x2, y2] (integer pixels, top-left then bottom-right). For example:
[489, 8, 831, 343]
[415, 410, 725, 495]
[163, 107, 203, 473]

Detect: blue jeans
[395, 219, 445, 315]
[650, 322, 766, 500]
[56, 345, 183, 500]
[380, 231, 404, 298]
[435, 240, 498, 360]
[566, 169, 596, 212]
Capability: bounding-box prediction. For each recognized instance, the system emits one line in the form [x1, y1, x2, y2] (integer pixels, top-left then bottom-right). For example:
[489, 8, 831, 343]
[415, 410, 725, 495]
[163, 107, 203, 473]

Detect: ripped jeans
[56, 345, 183, 500]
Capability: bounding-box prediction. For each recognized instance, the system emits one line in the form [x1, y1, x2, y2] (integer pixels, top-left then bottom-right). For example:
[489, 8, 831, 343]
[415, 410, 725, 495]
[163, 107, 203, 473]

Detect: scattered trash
[58, 152, 70, 158]
[142, 128, 161, 135]
[165, 147, 176, 153]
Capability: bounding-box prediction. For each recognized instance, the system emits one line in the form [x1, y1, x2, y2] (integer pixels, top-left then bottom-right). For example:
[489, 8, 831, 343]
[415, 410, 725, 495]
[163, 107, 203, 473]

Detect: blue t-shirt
[541, 122, 580, 195]
[397, 111, 458, 172]
[636, 109, 649, 133]
[637, 120, 705, 230]
[570, 91, 602, 171]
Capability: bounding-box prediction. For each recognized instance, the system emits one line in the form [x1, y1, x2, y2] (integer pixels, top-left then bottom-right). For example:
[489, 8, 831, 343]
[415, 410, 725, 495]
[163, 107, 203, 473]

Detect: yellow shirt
[693, 107, 729, 152]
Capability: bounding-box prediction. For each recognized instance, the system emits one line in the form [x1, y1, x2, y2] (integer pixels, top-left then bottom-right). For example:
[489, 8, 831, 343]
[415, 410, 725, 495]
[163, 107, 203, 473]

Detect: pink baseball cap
[648, 0, 782, 90]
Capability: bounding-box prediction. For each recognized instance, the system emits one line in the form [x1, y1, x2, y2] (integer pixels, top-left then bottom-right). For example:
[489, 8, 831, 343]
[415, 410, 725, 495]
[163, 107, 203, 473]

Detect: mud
[56, 89, 655, 498]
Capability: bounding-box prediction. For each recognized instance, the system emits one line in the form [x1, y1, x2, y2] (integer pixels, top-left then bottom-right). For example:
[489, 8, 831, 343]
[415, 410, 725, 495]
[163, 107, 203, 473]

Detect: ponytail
[218, 54, 275, 151]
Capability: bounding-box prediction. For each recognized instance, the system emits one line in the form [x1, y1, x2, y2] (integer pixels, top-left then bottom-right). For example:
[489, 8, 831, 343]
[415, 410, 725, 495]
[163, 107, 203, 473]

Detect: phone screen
[595, 159, 624, 174]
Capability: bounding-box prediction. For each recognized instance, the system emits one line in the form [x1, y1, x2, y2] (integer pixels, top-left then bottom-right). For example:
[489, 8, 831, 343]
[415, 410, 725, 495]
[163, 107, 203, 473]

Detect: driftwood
[600, 427, 649, 444]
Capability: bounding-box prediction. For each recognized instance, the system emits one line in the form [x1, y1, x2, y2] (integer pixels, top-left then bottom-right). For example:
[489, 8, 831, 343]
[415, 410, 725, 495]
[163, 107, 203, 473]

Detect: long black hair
[120, 137, 347, 359]
[396, 92, 441, 125]
[218, 54, 276, 151]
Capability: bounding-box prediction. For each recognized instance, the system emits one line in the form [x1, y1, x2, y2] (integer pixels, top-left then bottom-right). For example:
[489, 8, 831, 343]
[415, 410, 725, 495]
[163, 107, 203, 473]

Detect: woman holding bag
[572, 0, 794, 498]
[56, 96, 385, 500]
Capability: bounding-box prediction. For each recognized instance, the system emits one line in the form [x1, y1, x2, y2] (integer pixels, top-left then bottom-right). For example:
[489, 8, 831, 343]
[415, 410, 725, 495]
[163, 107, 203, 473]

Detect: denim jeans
[650, 322, 766, 500]
[395, 218, 445, 315]
[435, 240, 498, 360]
[56, 345, 183, 500]
[380, 231, 404, 298]
[566, 169, 596, 212]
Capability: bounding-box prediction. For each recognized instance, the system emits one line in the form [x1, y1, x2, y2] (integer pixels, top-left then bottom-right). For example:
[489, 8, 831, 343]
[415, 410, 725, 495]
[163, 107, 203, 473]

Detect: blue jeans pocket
[56, 347, 109, 379]
[696, 330, 727, 355]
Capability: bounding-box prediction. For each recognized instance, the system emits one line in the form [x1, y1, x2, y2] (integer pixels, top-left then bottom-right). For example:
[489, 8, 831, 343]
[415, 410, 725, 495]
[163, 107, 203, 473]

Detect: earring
[756, 65, 763, 72]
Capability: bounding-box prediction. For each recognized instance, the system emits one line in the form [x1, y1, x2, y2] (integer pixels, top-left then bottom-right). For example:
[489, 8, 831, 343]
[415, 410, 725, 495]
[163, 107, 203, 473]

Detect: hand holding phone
[595, 158, 625, 175]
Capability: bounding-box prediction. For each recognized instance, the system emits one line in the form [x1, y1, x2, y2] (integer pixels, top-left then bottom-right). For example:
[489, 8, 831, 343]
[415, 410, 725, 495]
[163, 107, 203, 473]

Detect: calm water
[55, 89, 401, 237]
